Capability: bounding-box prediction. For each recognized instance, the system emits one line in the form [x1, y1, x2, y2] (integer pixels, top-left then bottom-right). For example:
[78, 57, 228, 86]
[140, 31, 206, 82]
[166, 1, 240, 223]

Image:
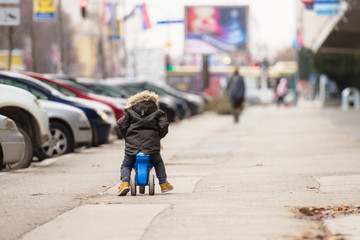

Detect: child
[117, 90, 173, 196]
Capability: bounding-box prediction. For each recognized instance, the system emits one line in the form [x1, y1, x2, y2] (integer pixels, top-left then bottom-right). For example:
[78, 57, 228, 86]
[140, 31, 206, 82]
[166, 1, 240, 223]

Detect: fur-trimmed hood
[125, 90, 159, 109]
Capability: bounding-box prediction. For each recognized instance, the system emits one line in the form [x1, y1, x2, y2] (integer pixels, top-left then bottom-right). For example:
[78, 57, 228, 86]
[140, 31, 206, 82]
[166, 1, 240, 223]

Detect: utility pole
[57, 0, 64, 73]
[202, 54, 209, 90]
[30, 19, 37, 72]
[7, 26, 13, 70]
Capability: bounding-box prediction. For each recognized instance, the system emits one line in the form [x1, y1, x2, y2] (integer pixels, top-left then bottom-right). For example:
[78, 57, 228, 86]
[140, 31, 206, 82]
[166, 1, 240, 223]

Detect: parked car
[104, 79, 185, 122]
[0, 71, 115, 146]
[0, 114, 25, 170]
[0, 85, 49, 169]
[37, 100, 92, 160]
[143, 81, 205, 116]
[77, 79, 130, 99]
[76, 78, 128, 106]
[22, 72, 125, 121]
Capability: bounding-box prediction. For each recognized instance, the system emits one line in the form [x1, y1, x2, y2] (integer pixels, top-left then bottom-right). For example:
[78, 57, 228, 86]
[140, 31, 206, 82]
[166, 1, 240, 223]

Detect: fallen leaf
[299, 207, 314, 216]
[327, 236, 347, 240]
[302, 231, 311, 238]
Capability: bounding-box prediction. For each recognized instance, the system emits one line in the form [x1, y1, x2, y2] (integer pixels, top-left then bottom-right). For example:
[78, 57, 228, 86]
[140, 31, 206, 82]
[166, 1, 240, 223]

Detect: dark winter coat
[227, 73, 246, 108]
[117, 90, 169, 155]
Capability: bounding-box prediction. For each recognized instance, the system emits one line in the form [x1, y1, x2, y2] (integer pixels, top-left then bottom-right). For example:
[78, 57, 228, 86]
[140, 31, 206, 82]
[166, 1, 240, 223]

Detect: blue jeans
[120, 153, 167, 183]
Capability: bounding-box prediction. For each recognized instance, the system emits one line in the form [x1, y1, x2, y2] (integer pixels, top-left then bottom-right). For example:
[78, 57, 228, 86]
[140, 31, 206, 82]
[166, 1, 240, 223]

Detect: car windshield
[121, 85, 144, 95]
[144, 84, 167, 96]
[57, 79, 95, 94]
[90, 84, 124, 98]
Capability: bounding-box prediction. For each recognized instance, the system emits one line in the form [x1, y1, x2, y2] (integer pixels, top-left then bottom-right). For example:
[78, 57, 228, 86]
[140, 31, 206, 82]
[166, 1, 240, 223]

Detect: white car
[0, 71, 117, 145]
[0, 85, 49, 169]
[36, 100, 93, 160]
[0, 115, 25, 170]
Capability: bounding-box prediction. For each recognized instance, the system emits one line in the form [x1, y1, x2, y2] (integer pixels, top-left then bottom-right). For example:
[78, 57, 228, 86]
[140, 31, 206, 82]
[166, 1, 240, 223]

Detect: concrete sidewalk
[19, 104, 360, 240]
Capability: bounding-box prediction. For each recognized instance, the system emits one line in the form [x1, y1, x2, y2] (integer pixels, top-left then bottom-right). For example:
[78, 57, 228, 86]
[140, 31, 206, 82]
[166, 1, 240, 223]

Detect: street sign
[0, 7, 20, 26]
[0, 0, 20, 3]
[33, 0, 56, 21]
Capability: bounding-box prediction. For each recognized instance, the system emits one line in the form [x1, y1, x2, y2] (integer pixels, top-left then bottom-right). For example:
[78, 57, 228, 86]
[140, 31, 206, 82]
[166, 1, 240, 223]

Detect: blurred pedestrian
[117, 90, 173, 196]
[275, 77, 288, 106]
[227, 66, 246, 123]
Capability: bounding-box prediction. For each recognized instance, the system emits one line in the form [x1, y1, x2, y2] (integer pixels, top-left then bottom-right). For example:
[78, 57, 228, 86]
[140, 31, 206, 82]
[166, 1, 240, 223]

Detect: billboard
[185, 6, 248, 54]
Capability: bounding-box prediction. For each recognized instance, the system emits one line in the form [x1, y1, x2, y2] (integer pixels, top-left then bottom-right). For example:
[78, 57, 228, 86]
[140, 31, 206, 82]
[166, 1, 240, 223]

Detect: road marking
[20, 204, 170, 240]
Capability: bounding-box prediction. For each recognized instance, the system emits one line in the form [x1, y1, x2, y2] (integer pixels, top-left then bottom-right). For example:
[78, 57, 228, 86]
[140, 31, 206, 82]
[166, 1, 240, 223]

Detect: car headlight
[4, 118, 18, 130]
[96, 110, 108, 121]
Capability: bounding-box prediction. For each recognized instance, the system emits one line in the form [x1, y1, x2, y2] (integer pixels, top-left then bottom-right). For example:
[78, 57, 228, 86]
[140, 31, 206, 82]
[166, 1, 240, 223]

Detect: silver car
[36, 100, 93, 160]
[0, 115, 25, 170]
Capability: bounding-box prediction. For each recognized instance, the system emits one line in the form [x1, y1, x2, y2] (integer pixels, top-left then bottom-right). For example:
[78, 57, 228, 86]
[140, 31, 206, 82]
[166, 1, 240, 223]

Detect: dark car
[143, 81, 205, 116]
[0, 71, 113, 147]
[76, 79, 130, 99]
[104, 79, 189, 122]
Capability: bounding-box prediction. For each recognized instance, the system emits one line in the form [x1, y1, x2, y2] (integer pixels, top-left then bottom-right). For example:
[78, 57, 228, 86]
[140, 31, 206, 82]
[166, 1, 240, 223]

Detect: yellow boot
[117, 181, 130, 196]
[160, 180, 173, 193]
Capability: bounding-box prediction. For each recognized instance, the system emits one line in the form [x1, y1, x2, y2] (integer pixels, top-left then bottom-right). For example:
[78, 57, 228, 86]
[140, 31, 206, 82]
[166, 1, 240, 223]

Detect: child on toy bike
[117, 90, 173, 196]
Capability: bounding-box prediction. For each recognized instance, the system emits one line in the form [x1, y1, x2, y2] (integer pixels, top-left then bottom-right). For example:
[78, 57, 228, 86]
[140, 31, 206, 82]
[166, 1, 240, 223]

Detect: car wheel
[7, 127, 33, 169]
[36, 122, 74, 160]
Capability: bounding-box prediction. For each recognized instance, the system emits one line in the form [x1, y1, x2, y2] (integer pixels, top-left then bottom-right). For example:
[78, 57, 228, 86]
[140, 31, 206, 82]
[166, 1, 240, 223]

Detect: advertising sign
[108, 20, 121, 40]
[105, 3, 120, 40]
[185, 6, 248, 54]
[314, 0, 340, 16]
[33, 0, 56, 21]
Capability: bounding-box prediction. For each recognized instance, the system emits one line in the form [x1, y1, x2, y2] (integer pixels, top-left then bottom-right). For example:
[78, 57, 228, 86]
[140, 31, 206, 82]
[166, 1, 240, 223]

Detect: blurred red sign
[300, 0, 314, 5]
[80, 0, 88, 8]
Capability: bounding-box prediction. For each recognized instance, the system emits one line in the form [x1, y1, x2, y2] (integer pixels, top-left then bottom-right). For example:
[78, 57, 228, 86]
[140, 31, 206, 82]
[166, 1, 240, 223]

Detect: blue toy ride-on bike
[130, 151, 155, 195]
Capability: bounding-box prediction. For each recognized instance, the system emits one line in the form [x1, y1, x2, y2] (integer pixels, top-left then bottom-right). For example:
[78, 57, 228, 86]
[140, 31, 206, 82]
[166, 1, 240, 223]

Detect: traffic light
[167, 64, 174, 72]
[80, 0, 88, 18]
[165, 55, 174, 72]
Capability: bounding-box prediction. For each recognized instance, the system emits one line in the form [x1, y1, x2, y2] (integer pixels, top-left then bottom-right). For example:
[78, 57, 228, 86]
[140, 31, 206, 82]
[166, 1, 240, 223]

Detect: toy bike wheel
[139, 186, 145, 194]
[149, 174, 155, 195]
[130, 172, 136, 196]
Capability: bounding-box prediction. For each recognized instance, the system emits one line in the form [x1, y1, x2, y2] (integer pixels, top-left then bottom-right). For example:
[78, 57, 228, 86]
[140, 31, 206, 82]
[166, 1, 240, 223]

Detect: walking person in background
[275, 77, 288, 106]
[227, 66, 246, 123]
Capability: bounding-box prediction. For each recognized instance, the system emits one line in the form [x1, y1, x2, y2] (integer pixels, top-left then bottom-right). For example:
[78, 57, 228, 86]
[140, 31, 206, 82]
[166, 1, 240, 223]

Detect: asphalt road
[1, 104, 360, 240]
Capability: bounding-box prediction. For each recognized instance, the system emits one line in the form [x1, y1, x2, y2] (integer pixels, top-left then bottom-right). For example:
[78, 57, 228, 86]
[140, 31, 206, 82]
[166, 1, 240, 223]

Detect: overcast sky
[63, 0, 297, 60]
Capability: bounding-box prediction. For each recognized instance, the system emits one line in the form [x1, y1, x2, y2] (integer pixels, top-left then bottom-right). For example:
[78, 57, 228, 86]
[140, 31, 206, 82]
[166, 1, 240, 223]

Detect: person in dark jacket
[227, 66, 246, 123]
[117, 90, 173, 196]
